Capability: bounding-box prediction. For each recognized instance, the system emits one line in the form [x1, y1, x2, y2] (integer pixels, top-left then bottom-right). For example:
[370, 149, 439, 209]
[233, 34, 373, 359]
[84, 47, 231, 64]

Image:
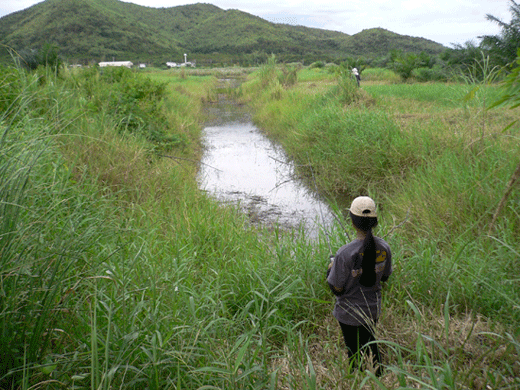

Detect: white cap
[349, 196, 377, 217]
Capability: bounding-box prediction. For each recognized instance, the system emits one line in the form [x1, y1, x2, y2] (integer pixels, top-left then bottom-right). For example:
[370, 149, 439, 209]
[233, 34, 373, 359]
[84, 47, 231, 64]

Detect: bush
[77, 66, 182, 151]
[258, 54, 278, 87]
[16, 43, 63, 75]
[278, 63, 300, 87]
[335, 69, 363, 105]
[309, 61, 325, 69]
[412, 65, 448, 82]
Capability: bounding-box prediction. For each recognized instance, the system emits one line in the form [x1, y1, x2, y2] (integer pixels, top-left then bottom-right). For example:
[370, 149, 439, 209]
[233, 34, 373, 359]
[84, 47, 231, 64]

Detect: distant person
[327, 196, 392, 376]
[352, 67, 361, 87]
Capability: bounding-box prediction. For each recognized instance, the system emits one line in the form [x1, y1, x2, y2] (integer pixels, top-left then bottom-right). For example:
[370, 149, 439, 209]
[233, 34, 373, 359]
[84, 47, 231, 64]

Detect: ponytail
[350, 212, 378, 287]
[359, 228, 377, 287]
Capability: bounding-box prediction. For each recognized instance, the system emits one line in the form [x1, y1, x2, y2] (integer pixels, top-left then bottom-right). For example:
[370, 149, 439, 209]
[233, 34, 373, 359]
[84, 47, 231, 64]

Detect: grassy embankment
[0, 63, 336, 390]
[236, 63, 520, 387]
[1, 61, 519, 390]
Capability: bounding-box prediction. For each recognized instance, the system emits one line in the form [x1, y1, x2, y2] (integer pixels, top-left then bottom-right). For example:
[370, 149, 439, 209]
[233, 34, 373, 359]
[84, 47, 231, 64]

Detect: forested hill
[0, 0, 446, 65]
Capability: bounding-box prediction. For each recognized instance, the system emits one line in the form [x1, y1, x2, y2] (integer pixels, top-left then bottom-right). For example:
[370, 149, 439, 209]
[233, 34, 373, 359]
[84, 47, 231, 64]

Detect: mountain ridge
[0, 0, 446, 65]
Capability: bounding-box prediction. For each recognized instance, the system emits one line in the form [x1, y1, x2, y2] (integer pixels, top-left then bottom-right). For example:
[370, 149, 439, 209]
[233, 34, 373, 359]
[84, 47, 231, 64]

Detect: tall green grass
[240, 62, 520, 324]
[0, 67, 122, 388]
[237, 63, 520, 335]
[0, 64, 336, 389]
[361, 68, 401, 83]
[1, 62, 518, 390]
[364, 82, 502, 110]
[366, 294, 519, 390]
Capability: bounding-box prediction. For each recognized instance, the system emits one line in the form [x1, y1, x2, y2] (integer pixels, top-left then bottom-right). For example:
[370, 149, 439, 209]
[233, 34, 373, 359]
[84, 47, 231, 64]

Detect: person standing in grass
[327, 196, 392, 374]
[352, 67, 361, 87]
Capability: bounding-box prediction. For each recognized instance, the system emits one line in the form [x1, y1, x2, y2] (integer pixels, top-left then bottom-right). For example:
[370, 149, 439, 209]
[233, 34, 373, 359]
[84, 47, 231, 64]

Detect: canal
[197, 82, 335, 238]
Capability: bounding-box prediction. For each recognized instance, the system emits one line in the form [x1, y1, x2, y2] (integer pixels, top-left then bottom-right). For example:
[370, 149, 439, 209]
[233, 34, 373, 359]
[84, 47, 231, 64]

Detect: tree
[441, 41, 484, 77]
[342, 57, 367, 74]
[16, 43, 63, 75]
[38, 43, 62, 75]
[487, 48, 520, 233]
[489, 48, 520, 123]
[389, 50, 432, 81]
[480, 0, 520, 68]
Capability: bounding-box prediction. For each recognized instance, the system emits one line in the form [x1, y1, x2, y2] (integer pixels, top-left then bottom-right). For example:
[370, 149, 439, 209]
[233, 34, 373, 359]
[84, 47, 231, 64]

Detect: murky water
[198, 90, 335, 238]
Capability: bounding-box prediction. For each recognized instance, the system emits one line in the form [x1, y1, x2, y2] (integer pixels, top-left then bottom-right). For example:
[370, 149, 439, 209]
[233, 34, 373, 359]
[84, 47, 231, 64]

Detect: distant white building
[182, 53, 195, 67]
[98, 61, 133, 68]
[166, 54, 195, 68]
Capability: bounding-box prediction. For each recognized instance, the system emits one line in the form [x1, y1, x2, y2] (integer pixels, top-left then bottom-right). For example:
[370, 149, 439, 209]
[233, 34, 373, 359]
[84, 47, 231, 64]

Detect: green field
[1, 63, 519, 389]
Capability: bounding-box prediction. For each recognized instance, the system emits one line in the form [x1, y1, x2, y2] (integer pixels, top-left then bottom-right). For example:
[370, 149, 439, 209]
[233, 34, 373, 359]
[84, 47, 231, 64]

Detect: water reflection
[198, 97, 335, 237]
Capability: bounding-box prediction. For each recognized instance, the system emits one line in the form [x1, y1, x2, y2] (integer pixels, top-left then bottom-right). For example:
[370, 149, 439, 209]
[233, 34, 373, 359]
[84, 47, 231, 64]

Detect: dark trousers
[338, 321, 381, 366]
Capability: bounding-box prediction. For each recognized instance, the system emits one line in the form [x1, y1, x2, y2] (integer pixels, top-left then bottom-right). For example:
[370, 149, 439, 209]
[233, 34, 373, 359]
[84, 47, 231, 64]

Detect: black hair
[350, 212, 378, 287]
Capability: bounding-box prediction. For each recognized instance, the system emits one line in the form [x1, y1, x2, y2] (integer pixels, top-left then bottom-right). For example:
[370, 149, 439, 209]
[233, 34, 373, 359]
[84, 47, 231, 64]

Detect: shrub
[258, 54, 278, 87]
[332, 68, 365, 106]
[413, 65, 449, 82]
[77, 66, 182, 151]
[278, 64, 300, 87]
[309, 61, 325, 69]
[16, 43, 63, 75]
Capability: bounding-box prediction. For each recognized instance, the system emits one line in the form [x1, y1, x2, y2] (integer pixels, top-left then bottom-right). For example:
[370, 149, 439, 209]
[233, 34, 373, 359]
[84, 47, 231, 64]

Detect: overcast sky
[0, 0, 513, 47]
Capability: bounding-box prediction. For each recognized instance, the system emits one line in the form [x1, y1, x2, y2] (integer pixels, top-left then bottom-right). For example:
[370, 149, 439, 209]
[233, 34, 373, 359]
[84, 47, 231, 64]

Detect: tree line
[9, 0, 520, 84]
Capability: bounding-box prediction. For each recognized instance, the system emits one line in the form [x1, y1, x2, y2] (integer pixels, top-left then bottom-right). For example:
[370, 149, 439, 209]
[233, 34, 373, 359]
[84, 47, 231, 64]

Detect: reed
[0, 67, 124, 388]
[238, 63, 519, 383]
[1, 62, 518, 389]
